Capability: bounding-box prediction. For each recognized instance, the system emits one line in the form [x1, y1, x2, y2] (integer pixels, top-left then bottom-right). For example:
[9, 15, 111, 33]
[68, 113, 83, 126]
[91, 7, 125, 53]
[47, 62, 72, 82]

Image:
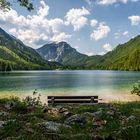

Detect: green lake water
[0, 70, 140, 98]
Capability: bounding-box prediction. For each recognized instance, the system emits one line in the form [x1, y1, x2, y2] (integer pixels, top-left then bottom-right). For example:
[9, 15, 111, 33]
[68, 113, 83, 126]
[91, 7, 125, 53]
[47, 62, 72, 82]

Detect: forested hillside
[0, 28, 60, 71]
[0, 27, 140, 71]
[85, 36, 140, 71]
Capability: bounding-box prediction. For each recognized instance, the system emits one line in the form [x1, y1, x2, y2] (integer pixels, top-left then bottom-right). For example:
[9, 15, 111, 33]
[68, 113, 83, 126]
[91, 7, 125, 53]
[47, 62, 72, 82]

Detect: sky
[0, 0, 140, 56]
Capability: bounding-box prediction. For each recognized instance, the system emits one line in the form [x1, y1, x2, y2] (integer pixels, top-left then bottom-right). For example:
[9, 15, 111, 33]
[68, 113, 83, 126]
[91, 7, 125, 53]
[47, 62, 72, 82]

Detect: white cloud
[131, 0, 140, 2]
[98, 0, 118, 5]
[102, 43, 113, 52]
[97, 0, 140, 5]
[90, 22, 111, 41]
[98, 51, 106, 55]
[50, 32, 71, 42]
[85, 0, 139, 6]
[85, 0, 93, 5]
[114, 30, 129, 39]
[74, 45, 80, 49]
[114, 32, 120, 39]
[123, 31, 129, 36]
[128, 15, 140, 26]
[0, 1, 71, 48]
[37, 0, 50, 18]
[65, 7, 90, 31]
[90, 19, 98, 27]
[49, 18, 64, 33]
[85, 52, 94, 56]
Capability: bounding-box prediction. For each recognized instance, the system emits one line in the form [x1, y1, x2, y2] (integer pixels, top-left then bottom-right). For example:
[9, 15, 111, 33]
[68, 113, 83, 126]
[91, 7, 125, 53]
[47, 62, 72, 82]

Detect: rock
[106, 110, 115, 116]
[38, 121, 71, 133]
[25, 123, 31, 127]
[96, 126, 104, 131]
[66, 134, 88, 139]
[110, 106, 118, 111]
[121, 115, 136, 125]
[83, 112, 96, 117]
[93, 135, 104, 140]
[0, 121, 5, 128]
[47, 107, 72, 117]
[58, 107, 72, 117]
[59, 107, 68, 113]
[65, 114, 86, 125]
[42, 106, 49, 113]
[93, 120, 107, 127]
[126, 115, 136, 122]
[4, 101, 17, 110]
[0, 111, 9, 116]
[120, 115, 127, 119]
[136, 124, 140, 129]
[98, 108, 104, 111]
[48, 108, 59, 115]
[83, 111, 104, 121]
[25, 128, 34, 133]
[91, 110, 103, 121]
[62, 111, 72, 117]
[93, 110, 102, 116]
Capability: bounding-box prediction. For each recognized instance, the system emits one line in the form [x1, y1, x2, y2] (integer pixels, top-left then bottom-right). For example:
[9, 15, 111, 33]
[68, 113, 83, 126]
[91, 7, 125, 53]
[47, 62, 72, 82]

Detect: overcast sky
[0, 0, 140, 55]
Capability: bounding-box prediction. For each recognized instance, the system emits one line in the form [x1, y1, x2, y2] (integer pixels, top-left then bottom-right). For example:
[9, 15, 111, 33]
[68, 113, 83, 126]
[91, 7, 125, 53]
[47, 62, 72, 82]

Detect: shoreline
[0, 93, 140, 104]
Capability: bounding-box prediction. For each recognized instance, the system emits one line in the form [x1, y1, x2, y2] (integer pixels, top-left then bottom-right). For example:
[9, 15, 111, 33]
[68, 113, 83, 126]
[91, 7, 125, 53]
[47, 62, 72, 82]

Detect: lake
[0, 70, 140, 102]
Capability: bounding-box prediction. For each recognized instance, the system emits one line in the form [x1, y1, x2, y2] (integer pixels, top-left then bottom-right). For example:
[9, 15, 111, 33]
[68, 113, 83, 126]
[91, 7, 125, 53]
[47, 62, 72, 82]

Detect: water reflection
[0, 70, 139, 97]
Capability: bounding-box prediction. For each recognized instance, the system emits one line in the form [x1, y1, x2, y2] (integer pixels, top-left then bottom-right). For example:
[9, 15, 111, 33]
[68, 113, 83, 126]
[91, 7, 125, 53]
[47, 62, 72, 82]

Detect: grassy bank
[0, 96, 140, 140]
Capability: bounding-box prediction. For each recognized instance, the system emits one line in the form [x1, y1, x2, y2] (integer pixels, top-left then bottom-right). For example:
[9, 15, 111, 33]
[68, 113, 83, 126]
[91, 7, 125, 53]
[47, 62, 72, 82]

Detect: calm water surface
[0, 70, 140, 97]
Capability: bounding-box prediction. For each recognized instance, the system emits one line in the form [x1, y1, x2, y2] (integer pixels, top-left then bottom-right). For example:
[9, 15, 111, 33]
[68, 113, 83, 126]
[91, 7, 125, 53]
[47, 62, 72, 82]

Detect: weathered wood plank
[48, 96, 98, 105]
[48, 100, 97, 104]
[48, 96, 98, 99]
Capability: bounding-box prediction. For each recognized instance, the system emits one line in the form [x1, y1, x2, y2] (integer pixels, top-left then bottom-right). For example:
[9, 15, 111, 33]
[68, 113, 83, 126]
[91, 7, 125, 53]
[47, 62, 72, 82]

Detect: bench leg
[51, 97, 55, 106]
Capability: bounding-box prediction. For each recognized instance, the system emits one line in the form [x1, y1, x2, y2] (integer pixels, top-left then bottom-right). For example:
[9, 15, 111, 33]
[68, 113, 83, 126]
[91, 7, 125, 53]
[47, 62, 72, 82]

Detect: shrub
[131, 81, 140, 96]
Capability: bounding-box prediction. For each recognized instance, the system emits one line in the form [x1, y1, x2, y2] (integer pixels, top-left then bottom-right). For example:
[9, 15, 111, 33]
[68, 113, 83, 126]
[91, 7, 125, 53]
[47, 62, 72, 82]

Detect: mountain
[103, 36, 140, 71]
[0, 28, 60, 71]
[37, 37, 140, 71]
[0, 27, 139, 71]
[85, 36, 140, 71]
[37, 42, 88, 67]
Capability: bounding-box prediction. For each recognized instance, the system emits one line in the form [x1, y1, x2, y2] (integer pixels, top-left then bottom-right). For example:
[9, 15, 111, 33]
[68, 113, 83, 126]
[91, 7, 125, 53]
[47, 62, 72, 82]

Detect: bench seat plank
[48, 100, 98, 104]
[48, 96, 98, 105]
[48, 96, 98, 99]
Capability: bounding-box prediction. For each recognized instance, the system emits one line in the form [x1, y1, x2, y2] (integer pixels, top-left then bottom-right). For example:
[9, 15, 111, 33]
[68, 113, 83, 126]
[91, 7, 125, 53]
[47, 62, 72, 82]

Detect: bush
[131, 81, 140, 96]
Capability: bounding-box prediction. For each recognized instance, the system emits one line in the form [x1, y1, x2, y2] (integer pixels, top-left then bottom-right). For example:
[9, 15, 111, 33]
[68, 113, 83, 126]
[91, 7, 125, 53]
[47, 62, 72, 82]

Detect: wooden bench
[48, 96, 98, 105]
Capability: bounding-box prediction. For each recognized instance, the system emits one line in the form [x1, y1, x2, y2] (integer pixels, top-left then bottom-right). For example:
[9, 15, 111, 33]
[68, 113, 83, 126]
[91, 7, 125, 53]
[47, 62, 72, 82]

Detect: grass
[0, 96, 140, 140]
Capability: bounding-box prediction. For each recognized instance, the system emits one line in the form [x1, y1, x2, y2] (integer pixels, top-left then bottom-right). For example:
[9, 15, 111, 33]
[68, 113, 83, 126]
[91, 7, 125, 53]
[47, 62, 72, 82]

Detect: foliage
[1, 97, 140, 139]
[0, 0, 10, 10]
[0, 27, 140, 71]
[37, 36, 140, 71]
[0, 0, 33, 11]
[131, 81, 140, 96]
[0, 28, 62, 71]
[84, 36, 140, 71]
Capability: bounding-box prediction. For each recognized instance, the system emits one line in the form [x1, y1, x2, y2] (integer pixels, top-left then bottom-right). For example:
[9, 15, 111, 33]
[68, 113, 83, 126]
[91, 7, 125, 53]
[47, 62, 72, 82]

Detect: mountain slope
[86, 36, 140, 71]
[37, 36, 140, 71]
[37, 42, 88, 67]
[0, 27, 139, 71]
[0, 28, 60, 71]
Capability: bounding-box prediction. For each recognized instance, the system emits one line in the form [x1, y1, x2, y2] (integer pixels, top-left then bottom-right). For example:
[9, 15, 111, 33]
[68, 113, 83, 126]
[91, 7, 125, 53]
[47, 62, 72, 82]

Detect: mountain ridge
[37, 36, 140, 71]
[0, 28, 61, 71]
[37, 41, 89, 67]
[0, 27, 140, 71]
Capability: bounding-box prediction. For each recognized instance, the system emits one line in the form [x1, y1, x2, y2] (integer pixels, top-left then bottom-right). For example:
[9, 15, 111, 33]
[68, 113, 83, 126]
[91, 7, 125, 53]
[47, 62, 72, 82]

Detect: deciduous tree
[0, 0, 33, 11]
